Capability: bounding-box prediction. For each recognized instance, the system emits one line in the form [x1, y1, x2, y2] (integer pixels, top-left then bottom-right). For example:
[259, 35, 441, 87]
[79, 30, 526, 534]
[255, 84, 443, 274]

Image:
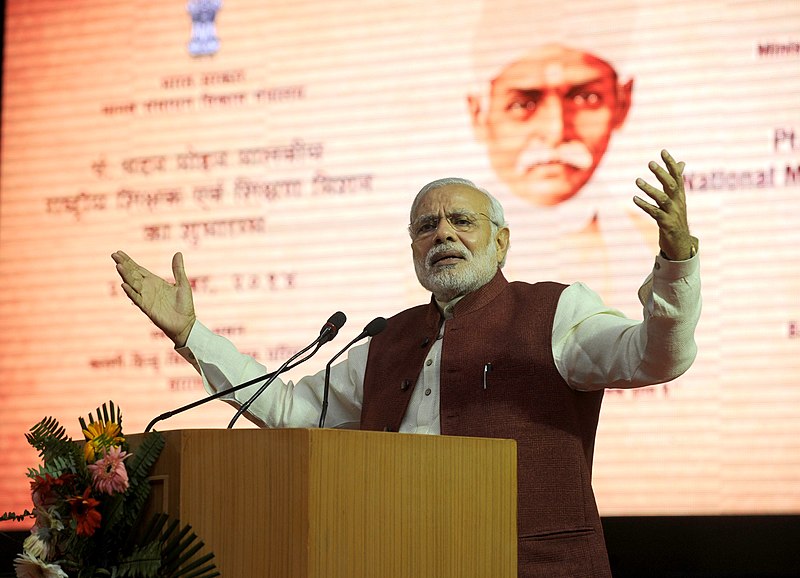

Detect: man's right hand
[111, 251, 196, 347]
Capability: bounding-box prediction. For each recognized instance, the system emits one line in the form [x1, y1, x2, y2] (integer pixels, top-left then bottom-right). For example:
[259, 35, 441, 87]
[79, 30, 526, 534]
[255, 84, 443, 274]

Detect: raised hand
[633, 149, 697, 261]
[111, 251, 196, 346]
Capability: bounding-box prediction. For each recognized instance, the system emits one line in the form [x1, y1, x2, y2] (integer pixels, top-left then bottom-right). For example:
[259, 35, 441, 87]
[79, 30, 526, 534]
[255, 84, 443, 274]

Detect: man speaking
[113, 150, 700, 577]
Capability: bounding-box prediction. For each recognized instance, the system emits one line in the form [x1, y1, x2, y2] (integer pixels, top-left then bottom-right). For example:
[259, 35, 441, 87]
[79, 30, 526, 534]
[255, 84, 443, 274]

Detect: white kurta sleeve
[553, 253, 701, 391]
[176, 321, 368, 429]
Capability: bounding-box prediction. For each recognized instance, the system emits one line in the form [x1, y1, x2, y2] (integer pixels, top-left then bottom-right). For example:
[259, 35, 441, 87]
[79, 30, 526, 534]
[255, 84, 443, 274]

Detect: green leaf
[125, 432, 165, 488]
[79, 401, 123, 433]
[0, 509, 34, 522]
[26, 453, 80, 480]
[101, 492, 126, 534]
[170, 535, 205, 571]
[134, 514, 219, 578]
[10, 405, 217, 578]
[161, 522, 191, 568]
[25, 416, 75, 463]
[171, 552, 218, 578]
[26, 415, 68, 448]
[138, 512, 169, 545]
[117, 540, 161, 577]
[114, 432, 165, 541]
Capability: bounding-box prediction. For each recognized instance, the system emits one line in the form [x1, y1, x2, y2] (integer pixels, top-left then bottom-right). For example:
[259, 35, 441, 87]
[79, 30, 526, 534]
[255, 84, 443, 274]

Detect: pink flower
[87, 446, 130, 495]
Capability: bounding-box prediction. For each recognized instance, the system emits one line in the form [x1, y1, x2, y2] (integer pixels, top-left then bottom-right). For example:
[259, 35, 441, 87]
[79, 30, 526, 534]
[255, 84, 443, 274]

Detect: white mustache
[515, 140, 594, 173]
[426, 244, 469, 267]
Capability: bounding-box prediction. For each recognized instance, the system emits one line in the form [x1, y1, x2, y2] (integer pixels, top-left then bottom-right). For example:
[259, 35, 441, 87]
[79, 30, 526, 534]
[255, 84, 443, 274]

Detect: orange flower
[67, 488, 102, 537]
[30, 473, 75, 508]
[82, 420, 124, 463]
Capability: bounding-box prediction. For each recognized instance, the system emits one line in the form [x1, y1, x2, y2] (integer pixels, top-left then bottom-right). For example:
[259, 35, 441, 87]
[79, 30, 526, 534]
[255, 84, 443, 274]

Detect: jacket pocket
[520, 525, 595, 541]
[517, 527, 610, 578]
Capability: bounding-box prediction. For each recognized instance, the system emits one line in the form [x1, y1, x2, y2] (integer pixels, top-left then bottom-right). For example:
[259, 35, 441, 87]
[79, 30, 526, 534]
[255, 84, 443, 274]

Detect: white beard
[414, 240, 499, 302]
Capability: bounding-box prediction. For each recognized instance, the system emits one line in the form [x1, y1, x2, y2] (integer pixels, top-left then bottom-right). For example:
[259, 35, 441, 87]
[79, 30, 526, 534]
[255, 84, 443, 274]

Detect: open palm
[112, 251, 196, 346]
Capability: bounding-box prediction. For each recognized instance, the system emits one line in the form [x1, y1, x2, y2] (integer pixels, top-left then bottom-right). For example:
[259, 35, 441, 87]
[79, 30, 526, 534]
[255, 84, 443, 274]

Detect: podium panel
[129, 428, 517, 578]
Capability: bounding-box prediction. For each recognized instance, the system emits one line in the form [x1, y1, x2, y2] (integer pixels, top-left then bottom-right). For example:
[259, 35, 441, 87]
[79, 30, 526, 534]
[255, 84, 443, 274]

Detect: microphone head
[329, 311, 347, 331]
[364, 316, 387, 337]
[319, 311, 347, 343]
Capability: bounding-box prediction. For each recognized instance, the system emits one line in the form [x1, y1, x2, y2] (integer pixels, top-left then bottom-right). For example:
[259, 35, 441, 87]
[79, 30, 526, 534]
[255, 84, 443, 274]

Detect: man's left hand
[633, 149, 697, 261]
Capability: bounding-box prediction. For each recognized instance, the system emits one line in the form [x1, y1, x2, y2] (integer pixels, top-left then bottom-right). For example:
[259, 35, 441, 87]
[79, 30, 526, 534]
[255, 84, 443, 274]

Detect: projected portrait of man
[465, 1, 652, 311]
[467, 1, 634, 209]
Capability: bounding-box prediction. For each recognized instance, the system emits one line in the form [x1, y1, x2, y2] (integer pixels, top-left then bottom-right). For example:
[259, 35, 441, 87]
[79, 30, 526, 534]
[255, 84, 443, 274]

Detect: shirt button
[425, 388, 432, 396]
[425, 359, 432, 366]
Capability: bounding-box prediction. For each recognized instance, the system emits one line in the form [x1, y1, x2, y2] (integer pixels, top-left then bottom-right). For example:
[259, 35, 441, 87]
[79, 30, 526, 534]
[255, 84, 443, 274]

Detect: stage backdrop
[1, 0, 799, 526]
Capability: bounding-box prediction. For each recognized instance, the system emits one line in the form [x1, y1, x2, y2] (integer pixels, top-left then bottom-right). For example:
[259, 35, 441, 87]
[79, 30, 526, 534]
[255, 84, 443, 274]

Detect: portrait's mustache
[515, 140, 594, 173]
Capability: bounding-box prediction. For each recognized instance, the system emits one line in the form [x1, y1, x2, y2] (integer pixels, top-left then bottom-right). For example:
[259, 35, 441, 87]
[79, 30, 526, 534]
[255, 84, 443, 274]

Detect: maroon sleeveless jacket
[361, 271, 612, 577]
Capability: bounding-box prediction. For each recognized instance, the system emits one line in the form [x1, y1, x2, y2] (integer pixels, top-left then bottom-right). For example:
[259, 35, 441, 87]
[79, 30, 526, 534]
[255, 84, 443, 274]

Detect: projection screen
[1, 0, 799, 525]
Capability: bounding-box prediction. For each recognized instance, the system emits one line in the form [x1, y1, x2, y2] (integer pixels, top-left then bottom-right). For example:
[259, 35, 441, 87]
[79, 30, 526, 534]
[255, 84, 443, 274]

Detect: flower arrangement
[1, 402, 219, 578]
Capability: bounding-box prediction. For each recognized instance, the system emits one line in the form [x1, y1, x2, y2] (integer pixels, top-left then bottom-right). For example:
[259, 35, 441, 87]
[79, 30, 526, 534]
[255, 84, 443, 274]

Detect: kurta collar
[426, 269, 509, 323]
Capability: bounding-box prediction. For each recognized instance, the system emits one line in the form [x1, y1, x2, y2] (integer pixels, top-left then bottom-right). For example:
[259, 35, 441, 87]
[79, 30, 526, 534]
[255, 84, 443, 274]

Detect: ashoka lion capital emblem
[187, 0, 222, 57]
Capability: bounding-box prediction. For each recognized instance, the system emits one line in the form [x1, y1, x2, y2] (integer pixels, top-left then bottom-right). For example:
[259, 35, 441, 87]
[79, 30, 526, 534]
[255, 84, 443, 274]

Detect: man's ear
[613, 78, 634, 128]
[467, 93, 488, 143]
[495, 226, 510, 265]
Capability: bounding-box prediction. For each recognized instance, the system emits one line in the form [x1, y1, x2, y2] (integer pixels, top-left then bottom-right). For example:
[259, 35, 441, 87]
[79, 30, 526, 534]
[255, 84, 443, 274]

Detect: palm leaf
[169, 536, 206, 570]
[116, 540, 161, 577]
[79, 400, 123, 432]
[138, 512, 170, 545]
[129, 513, 218, 578]
[161, 521, 191, 567]
[172, 555, 220, 578]
[164, 534, 218, 578]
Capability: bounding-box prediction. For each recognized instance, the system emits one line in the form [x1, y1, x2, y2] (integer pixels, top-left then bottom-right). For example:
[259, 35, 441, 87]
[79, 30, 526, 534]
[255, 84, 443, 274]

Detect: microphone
[319, 310, 346, 344]
[143, 312, 346, 433]
[227, 311, 347, 429]
[318, 316, 387, 428]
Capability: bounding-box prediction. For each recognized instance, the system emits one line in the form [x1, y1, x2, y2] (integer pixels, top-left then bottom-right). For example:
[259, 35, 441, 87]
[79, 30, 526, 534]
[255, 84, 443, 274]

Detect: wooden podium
[129, 428, 517, 577]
